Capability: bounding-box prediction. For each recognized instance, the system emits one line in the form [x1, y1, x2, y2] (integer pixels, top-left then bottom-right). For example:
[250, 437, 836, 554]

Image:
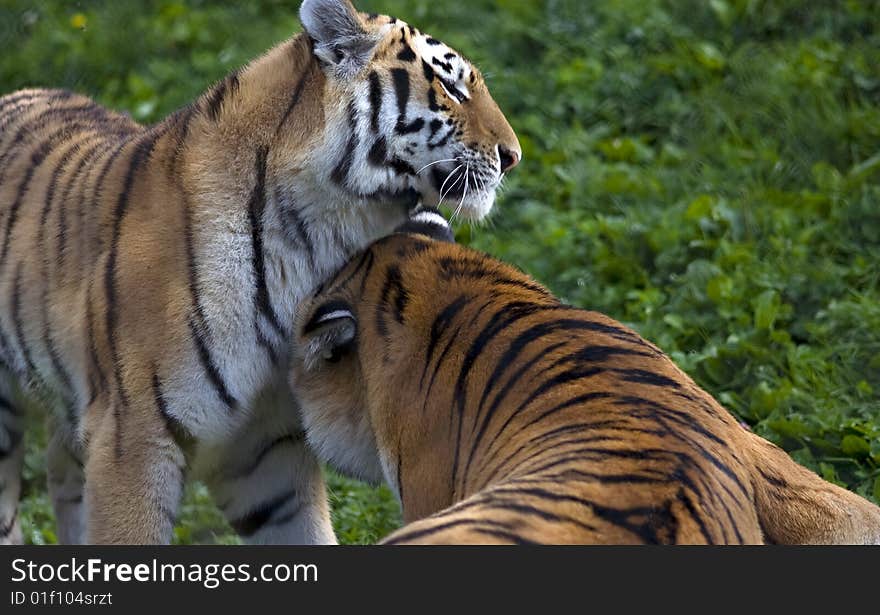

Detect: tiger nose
[498, 144, 521, 173]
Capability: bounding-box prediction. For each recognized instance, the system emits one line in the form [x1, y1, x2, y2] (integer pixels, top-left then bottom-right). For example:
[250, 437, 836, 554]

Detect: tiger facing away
[0, 0, 520, 544]
[290, 215, 880, 544]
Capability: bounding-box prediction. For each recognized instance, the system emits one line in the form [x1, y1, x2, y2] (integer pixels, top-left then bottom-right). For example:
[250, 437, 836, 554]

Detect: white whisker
[416, 158, 458, 175]
[437, 164, 465, 208]
[452, 162, 471, 221]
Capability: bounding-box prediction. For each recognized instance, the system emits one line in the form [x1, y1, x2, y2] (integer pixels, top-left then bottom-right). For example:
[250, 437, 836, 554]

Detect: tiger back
[0, 0, 519, 544]
[291, 219, 880, 544]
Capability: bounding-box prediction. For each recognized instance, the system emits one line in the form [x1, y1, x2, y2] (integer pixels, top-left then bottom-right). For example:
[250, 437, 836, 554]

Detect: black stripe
[677, 488, 714, 543]
[71, 134, 139, 271]
[397, 45, 417, 62]
[427, 88, 448, 113]
[391, 67, 410, 118]
[428, 124, 455, 150]
[71, 130, 134, 274]
[554, 344, 654, 368]
[84, 276, 107, 404]
[463, 340, 572, 476]
[330, 102, 359, 187]
[756, 467, 789, 489]
[166, 103, 197, 173]
[382, 517, 520, 545]
[432, 56, 455, 74]
[611, 396, 728, 447]
[381, 265, 408, 324]
[358, 248, 376, 295]
[275, 63, 312, 136]
[613, 368, 682, 389]
[0, 135, 59, 266]
[483, 432, 624, 488]
[475, 322, 584, 420]
[0, 507, 17, 538]
[368, 137, 387, 166]
[396, 117, 425, 135]
[248, 145, 285, 341]
[180, 190, 236, 409]
[10, 263, 37, 373]
[0, 427, 23, 458]
[189, 318, 238, 409]
[205, 70, 239, 121]
[515, 467, 673, 488]
[482, 497, 598, 534]
[520, 391, 615, 433]
[38, 138, 91, 397]
[498, 365, 603, 429]
[0, 91, 42, 115]
[368, 71, 383, 132]
[0, 107, 104, 187]
[470, 528, 541, 545]
[422, 324, 463, 419]
[226, 432, 304, 480]
[274, 188, 316, 273]
[428, 118, 443, 139]
[229, 488, 298, 538]
[421, 60, 436, 83]
[450, 302, 555, 492]
[323, 249, 373, 299]
[105, 132, 164, 457]
[152, 372, 191, 446]
[436, 257, 556, 299]
[0, 96, 38, 131]
[517, 443, 729, 541]
[56, 137, 117, 275]
[419, 294, 470, 389]
[491, 484, 668, 544]
[388, 157, 416, 176]
[262, 500, 305, 529]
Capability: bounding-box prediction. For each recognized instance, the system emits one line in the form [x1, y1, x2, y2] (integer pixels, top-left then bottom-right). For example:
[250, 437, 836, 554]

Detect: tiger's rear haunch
[0, 0, 519, 544]
[291, 221, 880, 545]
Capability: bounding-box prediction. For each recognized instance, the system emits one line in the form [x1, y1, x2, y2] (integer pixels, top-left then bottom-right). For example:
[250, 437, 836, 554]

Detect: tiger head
[289, 211, 458, 490]
[298, 0, 521, 220]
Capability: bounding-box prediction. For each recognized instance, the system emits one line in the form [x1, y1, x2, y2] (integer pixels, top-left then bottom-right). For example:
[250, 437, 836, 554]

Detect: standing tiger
[290, 216, 880, 544]
[0, 0, 520, 544]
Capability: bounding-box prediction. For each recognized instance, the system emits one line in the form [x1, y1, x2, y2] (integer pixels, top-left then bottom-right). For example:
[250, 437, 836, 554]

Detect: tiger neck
[181, 33, 412, 370]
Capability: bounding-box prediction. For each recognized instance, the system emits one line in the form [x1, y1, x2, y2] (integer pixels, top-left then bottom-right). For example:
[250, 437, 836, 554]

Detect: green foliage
[2, 0, 878, 543]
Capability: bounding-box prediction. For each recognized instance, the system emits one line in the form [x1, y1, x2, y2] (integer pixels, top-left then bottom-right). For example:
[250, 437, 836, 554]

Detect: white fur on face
[303, 20, 504, 223]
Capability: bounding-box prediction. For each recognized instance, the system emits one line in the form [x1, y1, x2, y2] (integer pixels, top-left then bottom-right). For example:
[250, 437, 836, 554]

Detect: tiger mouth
[428, 165, 491, 204]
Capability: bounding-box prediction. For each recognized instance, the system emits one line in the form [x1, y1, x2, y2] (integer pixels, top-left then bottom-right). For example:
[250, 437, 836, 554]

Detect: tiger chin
[0, 0, 519, 545]
[290, 214, 880, 545]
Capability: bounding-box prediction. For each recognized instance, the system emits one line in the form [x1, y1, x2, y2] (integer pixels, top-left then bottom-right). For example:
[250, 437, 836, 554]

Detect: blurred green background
[2, 0, 878, 544]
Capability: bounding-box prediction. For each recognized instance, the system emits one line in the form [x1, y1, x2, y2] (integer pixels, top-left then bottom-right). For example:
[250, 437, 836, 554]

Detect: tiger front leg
[83, 395, 187, 545]
[46, 423, 87, 544]
[199, 382, 336, 545]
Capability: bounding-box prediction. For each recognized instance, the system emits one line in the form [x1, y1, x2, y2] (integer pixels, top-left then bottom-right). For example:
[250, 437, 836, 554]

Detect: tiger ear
[299, 0, 381, 78]
[300, 299, 358, 370]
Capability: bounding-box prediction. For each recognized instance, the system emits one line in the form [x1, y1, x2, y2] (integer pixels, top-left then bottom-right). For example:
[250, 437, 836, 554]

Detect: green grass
[3, 0, 879, 543]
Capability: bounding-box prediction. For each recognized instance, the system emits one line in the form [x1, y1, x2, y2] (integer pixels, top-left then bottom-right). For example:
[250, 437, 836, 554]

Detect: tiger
[289, 214, 880, 544]
[0, 0, 520, 545]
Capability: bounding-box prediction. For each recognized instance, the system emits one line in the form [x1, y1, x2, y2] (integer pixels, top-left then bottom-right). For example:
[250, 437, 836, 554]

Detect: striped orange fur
[291, 224, 880, 544]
